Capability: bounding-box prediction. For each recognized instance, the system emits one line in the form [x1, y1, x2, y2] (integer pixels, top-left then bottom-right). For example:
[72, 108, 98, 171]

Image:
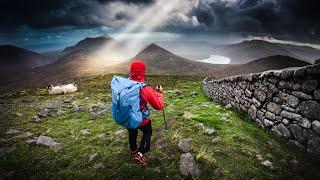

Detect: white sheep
[47, 82, 77, 95]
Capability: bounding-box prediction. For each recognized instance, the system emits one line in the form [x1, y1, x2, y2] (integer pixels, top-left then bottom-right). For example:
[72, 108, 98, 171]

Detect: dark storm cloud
[0, 0, 151, 32]
[0, 0, 319, 42]
[188, 0, 320, 41]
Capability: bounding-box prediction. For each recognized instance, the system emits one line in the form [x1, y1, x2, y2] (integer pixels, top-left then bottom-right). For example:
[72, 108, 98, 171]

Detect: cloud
[0, 0, 319, 42]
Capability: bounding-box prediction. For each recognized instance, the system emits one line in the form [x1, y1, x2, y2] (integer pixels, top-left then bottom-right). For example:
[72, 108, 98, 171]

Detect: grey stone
[45, 101, 61, 109]
[277, 92, 299, 108]
[293, 68, 305, 77]
[312, 120, 320, 135]
[267, 102, 282, 115]
[26, 139, 37, 144]
[11, 132, 33, 139]
[29, 116, 41, 122]
[195, 123, 204, 130]
[273, 97, 283, 104]
[5, 129, 20, 135]
[263, 119, 274, 128]
[289, 124, 307, 144]
[256, 154, 263, 161]
[300, 101, 320, 120]
[80, 129, 91, 135]
[248, 105, 257, 120]
[245, 89, 252, 97]
[307, 134, 320, 155]
[282, 119, 290, 125]
[257, 110, 264, 120]
[252, 97, 261, 108]
[36, 135, 55, 146]
[265, 112, 276, 120]
[291, 91, 313, 100]
[212, 137, 223, 144]
[261, 160, 276, 171]
[273, 124, 291, 138]
[57, 109, 66, 115]
[93, 162, 105, 170]
[314, 89, 320, 100]
[16, 112, 23, 117]
[89, 153, 98, 162]
[98, 133, 106, 140]
[300, 118, 311, 129]
[115, 130, 126, 138]
[281, 105, 295, 112]
[280, 110, 302, 121]
[302, 80, 318, 92]
[275, 116, 283, 121]
[204, 128, 215, 135]
[178, 139, 191, 152]
[280, 69, 294, 79]
[37, 108, 50, 118]
[51, 142, 62, 152]
[180, 153, 200, 177]
[254, 90, 266, 102]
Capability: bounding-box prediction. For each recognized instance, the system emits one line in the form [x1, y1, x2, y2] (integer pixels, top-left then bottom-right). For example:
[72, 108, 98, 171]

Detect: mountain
[114, 43, 228, 75]
[0, 45, 54, 71]
[217, 55, 311, 77]
[63, 36, 117, 54]
[213, 40, 320, 64]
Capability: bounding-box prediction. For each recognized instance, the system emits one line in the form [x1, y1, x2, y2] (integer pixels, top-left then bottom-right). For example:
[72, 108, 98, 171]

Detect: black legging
[127, 121, 152, 154]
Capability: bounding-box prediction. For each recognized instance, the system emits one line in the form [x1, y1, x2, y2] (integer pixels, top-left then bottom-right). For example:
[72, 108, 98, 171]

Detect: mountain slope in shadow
[213, 40, 320, 64]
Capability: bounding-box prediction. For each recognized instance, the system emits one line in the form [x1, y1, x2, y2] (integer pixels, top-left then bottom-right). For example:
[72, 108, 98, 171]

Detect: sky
[1, 0, 320, 52]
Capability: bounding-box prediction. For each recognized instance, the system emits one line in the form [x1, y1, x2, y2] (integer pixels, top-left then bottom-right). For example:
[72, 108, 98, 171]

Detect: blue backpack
[111, 76, 147, 129]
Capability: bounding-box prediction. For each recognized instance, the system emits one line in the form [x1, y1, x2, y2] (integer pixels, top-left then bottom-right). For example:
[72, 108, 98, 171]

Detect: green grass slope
[0, 75, 319, 179]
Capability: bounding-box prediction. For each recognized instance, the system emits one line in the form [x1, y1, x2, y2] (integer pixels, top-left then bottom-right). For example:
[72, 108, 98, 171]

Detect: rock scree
[203, 64, 320, 156]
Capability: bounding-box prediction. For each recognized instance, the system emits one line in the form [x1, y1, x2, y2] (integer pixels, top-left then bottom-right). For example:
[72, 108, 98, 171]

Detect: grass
[0, 74, 320, 179]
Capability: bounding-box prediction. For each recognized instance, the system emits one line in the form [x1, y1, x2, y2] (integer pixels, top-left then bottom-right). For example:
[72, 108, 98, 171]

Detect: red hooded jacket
[130, 61, 164, 127]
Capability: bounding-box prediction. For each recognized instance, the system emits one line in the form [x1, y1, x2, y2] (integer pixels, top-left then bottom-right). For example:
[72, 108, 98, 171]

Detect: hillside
[0, 45, 54, 71]
[114, 43, 228, 75]
[0, 75, 319, 179]
[213, 40, 320, 64]
[217, 55, 310, 77]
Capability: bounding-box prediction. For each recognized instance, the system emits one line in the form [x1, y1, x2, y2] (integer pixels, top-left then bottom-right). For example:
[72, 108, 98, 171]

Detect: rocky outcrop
[203, 64, 320, 156]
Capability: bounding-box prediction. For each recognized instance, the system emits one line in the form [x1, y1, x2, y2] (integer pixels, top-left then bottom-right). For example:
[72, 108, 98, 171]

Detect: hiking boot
[131, 150, 138, 161]
[133, 152, 148, 166]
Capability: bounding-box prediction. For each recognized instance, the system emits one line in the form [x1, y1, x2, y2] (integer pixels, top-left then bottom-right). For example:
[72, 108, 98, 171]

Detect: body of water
[197, 55, 230, 64]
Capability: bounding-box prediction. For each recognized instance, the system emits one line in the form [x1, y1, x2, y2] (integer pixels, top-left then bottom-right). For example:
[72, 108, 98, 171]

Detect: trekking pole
[162, 108, 168, 131]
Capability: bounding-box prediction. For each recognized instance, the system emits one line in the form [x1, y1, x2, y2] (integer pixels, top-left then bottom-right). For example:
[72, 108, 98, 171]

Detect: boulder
[289, 124, 307, 144]
[307, 134, 320, 155]
[272, 124, 291, 138]
[80, 129, 91, 135]
[302, 80, 318, 92]
[252, 97, 261, 108]
[180, 153, 200, 177]
[265, 112, 276, 120]
[314, 89, 320, 100]
[178, 139, 191, 152]
[300, 118, 311, 129]
[195, 123, 204, 130]
[36, 136, 55, 146]
[89, 153, 98, 162]
[263, 119, 274, 128]
[115, 130, 126, 138]
[261, 160, 276, 171]
[204, 128, 215, 135]
[5, 129, 20, 135]
[37, 109, 50, 118]
[312, 120, 320, 135]
[300, 101, 320, 120]
[291, 91, 312, 100]
[248, 105, 257, 120]
[266, 102, 282, 115]
[254, 90, 266, 102]
[277, 92, 299, 108]
[280, 111, 302, 121]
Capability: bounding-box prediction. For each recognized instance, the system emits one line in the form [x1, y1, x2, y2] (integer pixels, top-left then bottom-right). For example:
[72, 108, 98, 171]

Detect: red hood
[130, 60, 145, 82]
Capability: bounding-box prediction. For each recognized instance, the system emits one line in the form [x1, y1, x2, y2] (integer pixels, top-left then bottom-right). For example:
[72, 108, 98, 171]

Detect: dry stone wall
[203, 64, 320, 156]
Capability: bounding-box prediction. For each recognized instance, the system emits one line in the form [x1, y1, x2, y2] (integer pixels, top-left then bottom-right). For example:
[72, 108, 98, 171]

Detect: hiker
[111, 61, 164, 166]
